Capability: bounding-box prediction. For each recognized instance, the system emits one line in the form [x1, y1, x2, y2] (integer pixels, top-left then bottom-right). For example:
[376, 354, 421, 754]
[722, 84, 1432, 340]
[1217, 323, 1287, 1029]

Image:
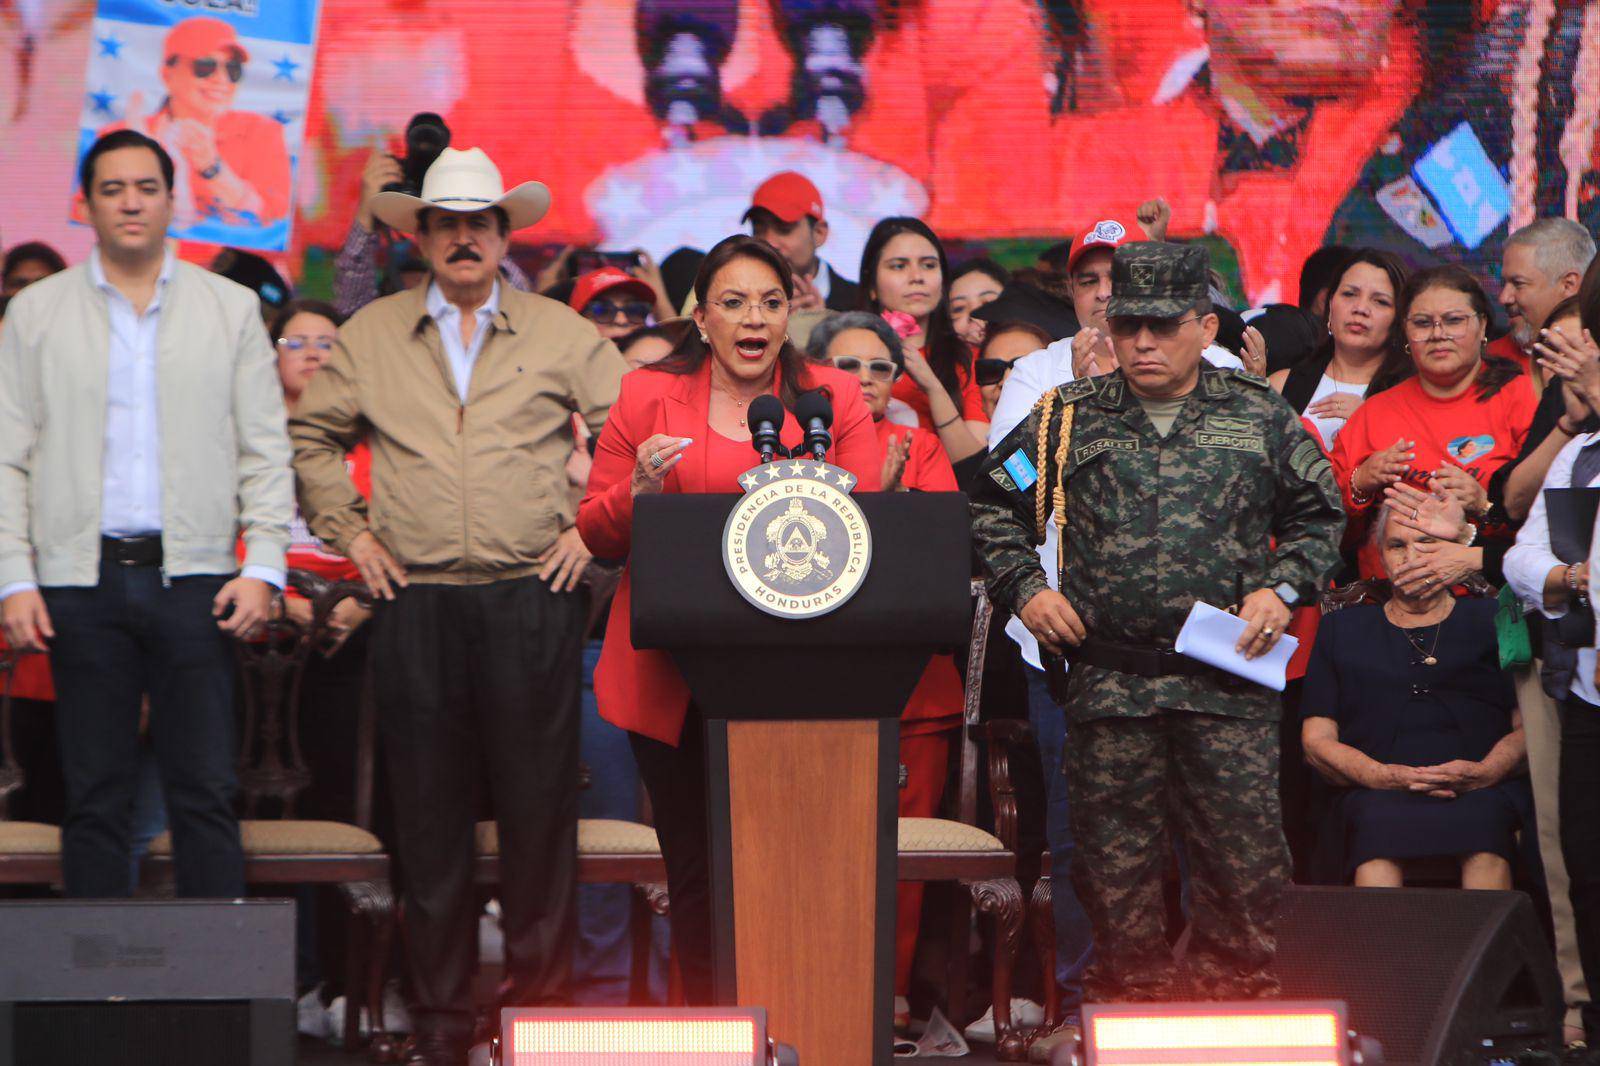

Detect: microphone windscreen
[793, 389, 834, 428]
[749, 394, 786, 430]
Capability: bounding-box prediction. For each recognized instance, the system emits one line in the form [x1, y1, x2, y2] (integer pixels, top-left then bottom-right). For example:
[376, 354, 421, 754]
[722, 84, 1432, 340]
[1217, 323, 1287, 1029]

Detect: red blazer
[579, 360, 883, 746]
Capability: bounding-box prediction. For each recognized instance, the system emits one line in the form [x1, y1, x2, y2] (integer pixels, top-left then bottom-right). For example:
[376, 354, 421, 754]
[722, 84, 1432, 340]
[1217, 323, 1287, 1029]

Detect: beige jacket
[290, 283, 625, 584]
[0, 260, 292, 588]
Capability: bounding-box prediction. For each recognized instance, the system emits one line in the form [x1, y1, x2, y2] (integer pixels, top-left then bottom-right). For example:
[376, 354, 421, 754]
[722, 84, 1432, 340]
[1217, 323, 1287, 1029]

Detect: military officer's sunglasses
[1106, 314, 1202, 339]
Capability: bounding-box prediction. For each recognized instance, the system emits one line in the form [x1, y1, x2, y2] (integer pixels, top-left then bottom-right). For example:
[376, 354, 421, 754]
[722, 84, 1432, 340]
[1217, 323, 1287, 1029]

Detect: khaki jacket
[290, 283, 625, 584]
[0, 260, 292, 588]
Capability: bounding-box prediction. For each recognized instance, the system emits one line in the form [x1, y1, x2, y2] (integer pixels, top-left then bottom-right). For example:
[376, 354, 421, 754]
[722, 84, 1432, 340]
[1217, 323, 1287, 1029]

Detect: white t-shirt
[1305, 373, 1367, 449]
[985, 333, 1245, 670]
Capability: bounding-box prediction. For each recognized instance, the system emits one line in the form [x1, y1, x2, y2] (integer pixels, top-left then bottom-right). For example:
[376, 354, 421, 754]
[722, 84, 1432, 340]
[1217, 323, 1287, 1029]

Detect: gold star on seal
[764, 466, 782, 481]
[834, 471, 854, 488]
[788, 460, 807, 476]
[739, 473, 759, 491]
[811, 463, 829, 478]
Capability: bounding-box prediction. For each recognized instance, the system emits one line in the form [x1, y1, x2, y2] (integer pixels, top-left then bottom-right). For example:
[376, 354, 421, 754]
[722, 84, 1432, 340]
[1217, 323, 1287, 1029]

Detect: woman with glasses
[858, 217, 988, 462]
[579, 236, 880, 1004]
[975, 321, 1052, 422]
[1333, 265, 1537, 580]
[803, 309, 958, 1032]
[101, 18, 290, 229]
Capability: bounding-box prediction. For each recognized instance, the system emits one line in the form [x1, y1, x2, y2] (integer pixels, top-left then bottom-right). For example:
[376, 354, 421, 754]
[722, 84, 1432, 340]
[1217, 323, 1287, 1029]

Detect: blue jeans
[1026, 666, 1094, 1012]
[574, 641, 668, 1004]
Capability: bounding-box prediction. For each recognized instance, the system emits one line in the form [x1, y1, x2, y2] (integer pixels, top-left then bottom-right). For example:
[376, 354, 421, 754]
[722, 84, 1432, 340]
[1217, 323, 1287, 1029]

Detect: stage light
[499, 1007, 792, 1065]
[1081, 1001, 1349, 1066]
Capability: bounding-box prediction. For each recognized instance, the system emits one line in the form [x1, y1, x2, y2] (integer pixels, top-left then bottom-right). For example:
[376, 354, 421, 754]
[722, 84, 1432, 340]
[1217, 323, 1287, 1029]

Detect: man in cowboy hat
[290, 147, 627, 1065]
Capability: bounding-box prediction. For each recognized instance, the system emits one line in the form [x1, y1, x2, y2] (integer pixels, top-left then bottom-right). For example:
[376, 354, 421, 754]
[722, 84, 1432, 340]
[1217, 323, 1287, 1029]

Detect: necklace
[1385, 600, 1450, 666]
[711, 380, 761, 428]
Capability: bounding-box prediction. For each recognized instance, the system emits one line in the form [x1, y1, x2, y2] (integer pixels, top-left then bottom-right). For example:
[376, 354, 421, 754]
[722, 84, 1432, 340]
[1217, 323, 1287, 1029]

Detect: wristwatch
[1271, 582, 1301, 610]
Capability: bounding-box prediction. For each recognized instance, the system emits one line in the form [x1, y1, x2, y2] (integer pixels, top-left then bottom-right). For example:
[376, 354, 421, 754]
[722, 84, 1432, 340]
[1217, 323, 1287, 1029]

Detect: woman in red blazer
[578, 235, 881, 1003]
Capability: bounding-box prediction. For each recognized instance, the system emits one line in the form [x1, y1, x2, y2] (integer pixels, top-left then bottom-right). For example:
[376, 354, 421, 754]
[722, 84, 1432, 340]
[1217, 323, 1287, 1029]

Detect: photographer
[333, 136, 532, 318]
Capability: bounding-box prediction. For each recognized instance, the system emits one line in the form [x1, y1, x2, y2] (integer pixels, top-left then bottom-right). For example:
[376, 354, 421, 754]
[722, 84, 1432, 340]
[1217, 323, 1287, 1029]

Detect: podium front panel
[632, 492, 972, 650]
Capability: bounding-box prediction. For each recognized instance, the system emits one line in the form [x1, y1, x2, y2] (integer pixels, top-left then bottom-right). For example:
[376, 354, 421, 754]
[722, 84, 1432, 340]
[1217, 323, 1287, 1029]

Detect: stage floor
[297, 1036, 1017, 1064]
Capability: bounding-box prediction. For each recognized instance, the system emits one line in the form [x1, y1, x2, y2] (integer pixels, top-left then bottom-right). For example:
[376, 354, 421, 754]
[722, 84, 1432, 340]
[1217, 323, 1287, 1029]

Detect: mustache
[446, 246, 482, 263]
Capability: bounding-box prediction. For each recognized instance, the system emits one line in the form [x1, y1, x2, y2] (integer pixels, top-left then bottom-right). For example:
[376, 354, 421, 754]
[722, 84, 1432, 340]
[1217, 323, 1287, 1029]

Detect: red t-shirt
[889, 350, 987, 431]
[875, 420, 958, 493]
[1332, 376, 1537, 577]
[1486, 334, 1531, 375]
[872, 419, 963, 733]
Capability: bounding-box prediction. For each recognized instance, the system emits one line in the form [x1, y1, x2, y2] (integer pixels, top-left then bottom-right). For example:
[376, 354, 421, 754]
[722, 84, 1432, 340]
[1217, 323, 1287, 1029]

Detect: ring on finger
[649, 452, 665, 470]
[1262, 626, 1276, 638]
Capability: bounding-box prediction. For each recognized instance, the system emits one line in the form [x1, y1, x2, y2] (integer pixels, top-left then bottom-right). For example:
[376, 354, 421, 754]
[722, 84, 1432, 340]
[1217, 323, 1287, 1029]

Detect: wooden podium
[632, 491, 971, 1066]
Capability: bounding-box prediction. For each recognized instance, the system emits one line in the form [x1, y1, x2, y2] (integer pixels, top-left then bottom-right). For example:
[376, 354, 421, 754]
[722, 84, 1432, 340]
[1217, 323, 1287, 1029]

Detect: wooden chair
[0, 648, 64, 886]
[469, 561, 671, 1006]
[141, 572, 399, 1062]
[894, 579, 1030, 1061]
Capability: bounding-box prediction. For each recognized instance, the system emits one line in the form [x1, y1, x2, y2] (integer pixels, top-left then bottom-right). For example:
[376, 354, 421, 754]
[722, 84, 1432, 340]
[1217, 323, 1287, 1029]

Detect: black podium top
[631, 491, 972, 720]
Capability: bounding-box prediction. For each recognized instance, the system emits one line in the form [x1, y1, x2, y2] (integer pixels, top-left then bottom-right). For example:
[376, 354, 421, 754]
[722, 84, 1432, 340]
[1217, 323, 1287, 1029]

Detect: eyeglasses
[709, 295, 789, 317]
[1403, 311, 1480, 337]
[277, 336, 335, 352]
[974, 357, 1016, 387]
[1106, 314, 1201, 339]
[170, 55, 245, 83]
[585, 299, 652, 324]
[831, 355, 899, 381]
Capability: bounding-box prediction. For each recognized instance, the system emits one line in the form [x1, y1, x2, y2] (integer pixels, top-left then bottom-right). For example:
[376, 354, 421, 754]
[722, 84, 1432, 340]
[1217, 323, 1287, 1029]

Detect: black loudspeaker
[0, 900, 294, 1066]
[1269, 886, 1563, 1066]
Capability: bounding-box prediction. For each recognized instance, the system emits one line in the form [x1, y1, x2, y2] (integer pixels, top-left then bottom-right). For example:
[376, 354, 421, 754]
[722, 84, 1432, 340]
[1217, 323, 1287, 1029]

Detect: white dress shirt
[427, 280, 500, 403]
[0, 249, 281, 602]
[1504, 431, 1600, 705]
[985, 332, 1245, 669]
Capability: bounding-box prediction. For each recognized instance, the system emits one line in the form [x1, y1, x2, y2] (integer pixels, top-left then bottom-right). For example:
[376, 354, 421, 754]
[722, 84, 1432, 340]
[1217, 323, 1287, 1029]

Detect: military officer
[970, 242, 1344, 1000]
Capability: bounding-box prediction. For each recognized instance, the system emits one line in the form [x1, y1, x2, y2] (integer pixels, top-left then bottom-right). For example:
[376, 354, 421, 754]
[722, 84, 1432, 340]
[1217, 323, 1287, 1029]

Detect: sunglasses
[277, 336, 335, 352]
[974, 357, 1017, 386]
[1106, 314, 1201, 339]
[831, 355, 899, 381]
[168, 54, 245, 83]
[585, 298, 652, 324]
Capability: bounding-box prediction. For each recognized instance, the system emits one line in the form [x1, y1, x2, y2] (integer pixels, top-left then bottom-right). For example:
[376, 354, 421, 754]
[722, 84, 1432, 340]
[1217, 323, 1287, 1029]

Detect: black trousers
[42, 561, 242, 898]
[629, 706, 715, 1005]
[370, 575, 584, 1037]
[1560, 695, 1600, 1042]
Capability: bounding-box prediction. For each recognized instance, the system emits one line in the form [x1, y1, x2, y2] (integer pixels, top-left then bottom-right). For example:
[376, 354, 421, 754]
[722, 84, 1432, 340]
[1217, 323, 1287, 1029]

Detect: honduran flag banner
[74, 0, 323, 252]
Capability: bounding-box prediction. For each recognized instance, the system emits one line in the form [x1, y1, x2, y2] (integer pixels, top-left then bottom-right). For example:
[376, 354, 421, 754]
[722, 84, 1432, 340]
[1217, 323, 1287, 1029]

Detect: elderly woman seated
[1301, 498, 1530, 889]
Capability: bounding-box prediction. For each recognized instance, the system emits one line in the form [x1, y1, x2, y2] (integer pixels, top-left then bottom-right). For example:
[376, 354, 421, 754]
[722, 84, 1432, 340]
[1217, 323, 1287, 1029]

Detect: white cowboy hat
[370, 147, 551, 233]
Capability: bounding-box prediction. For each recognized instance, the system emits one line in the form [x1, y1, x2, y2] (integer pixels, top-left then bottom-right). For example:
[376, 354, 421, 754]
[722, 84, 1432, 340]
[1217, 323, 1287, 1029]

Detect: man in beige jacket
[290, 147, 625, 1066]
[0, 130, 292, 899]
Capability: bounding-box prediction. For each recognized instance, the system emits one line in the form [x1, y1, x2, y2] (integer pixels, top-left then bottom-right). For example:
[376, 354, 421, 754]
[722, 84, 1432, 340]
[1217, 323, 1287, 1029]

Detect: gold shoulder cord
[1032, 391, 1076, 578]
[1034, 390, 1057, 541]
[1054, 403, 1074, 578]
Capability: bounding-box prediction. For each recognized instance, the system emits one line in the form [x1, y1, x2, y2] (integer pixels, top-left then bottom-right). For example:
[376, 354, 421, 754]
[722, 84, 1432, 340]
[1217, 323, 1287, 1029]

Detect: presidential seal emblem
[723, 459, 872, 619]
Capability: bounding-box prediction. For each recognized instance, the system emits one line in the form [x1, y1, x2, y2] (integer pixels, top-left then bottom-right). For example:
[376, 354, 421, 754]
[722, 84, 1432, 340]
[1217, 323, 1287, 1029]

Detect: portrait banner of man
[71, 1, 321, 251]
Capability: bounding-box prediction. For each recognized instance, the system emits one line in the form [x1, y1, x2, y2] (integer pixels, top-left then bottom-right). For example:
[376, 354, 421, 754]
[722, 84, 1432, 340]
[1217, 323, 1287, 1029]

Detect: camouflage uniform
[970, 243, 1344, 1001]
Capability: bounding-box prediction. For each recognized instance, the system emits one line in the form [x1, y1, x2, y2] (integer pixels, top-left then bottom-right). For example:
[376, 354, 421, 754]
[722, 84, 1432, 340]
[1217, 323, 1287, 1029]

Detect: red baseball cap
[164, 17, 250, 62]
[1066, 219, 1130, 273]
[570, 267, 655, 312]
[743, 172, 825, 225]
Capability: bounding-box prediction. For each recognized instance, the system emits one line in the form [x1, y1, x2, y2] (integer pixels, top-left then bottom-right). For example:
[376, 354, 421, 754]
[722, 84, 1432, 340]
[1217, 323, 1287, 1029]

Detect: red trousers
[896, 727, 955, 994]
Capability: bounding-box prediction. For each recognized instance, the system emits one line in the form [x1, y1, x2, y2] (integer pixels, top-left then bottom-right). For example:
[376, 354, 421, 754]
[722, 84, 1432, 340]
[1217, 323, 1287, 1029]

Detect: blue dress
[1301, 598, 1532, 877]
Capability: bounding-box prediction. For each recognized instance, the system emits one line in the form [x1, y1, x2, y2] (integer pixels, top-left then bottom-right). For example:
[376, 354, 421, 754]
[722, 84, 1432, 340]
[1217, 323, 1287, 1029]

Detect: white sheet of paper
[1173, 600, 1299, 692]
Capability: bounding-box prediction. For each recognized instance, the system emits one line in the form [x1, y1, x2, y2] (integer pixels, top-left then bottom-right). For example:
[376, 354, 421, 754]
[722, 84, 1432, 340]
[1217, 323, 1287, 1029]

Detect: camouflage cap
[1106, 242, 1211, 320]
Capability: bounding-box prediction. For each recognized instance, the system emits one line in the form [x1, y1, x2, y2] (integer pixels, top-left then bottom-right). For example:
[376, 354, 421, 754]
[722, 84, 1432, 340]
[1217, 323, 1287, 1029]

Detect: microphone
[793, 390, 834, 462]
[748, 394, 786, 464]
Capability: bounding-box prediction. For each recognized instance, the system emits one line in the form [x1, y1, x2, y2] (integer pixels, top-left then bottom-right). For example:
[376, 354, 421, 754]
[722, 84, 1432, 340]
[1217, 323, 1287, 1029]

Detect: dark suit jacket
[823, 263, 862, 312]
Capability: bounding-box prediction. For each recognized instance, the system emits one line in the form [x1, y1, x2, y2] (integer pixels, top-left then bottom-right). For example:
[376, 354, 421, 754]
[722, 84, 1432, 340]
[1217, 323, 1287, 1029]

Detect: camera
[383, 112, 452, 197]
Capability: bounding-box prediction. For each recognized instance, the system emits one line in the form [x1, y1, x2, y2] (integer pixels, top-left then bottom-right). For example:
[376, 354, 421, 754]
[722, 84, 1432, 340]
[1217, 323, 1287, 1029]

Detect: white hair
[1505, 217, 1597, 282]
